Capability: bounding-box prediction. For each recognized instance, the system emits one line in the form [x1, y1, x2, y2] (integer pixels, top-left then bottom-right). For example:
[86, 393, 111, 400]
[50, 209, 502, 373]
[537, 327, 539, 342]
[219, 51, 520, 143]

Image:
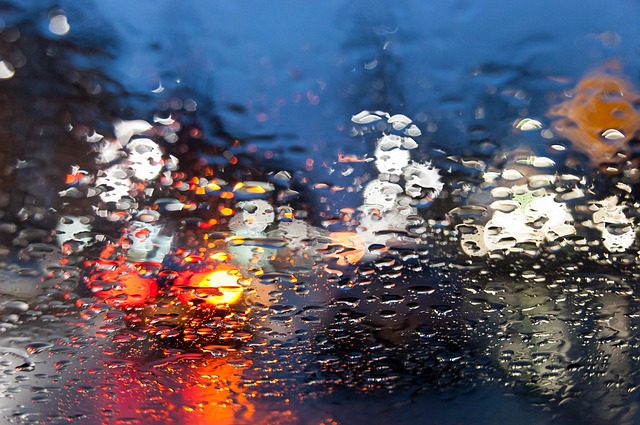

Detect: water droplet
[48, 13, 70, 36]
[502, 169, 524, 180]
[601, 128, 625, 140]
[351, 111, 382, 124]
[515, 118, 543, 131]
[25, 342, 53, 355]
[15, 362, 35, 372]
[0, 61, 15, 79]
[3, 301, 29, 312]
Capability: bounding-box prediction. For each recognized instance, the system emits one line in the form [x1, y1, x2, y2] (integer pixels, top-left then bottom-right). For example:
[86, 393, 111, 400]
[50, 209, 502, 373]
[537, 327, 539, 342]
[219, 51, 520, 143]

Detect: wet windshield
[1, 1, 640, 424]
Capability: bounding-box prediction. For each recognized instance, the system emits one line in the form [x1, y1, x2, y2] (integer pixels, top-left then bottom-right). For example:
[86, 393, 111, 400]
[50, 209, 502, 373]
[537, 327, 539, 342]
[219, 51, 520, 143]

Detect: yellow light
[246, 186, 266, 194]
[209, 252, 230, 261]
[176, 269, 244, 307]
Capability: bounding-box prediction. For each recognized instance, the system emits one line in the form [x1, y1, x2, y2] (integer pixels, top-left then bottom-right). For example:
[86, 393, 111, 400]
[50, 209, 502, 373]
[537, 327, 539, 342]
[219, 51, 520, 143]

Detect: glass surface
[1, 1, 640, 424]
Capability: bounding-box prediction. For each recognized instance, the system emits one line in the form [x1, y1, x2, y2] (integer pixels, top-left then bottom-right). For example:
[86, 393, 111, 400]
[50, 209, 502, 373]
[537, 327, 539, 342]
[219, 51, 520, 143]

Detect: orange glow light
[174, 268, 244, 308]
[89, 264, 158, 308]
[548, 62, 640, 166]
[198, 218, 218, 229]
[178, 358, 256, 425]
[328, 232, 366, 266]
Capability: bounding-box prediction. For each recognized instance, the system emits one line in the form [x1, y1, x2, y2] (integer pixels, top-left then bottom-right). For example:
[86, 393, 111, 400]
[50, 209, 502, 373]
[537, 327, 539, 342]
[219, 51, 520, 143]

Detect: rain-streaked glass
[1, 1, 640, 424]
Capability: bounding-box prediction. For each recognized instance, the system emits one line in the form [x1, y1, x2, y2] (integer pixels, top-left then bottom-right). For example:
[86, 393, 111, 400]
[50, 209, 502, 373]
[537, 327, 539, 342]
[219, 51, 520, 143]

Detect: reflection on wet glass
[1, 1, 640, 424]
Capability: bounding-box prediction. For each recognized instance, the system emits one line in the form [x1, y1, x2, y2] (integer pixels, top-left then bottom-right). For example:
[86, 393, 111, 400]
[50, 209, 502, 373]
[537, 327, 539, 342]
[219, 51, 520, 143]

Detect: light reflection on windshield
[1, 1, 640, 424]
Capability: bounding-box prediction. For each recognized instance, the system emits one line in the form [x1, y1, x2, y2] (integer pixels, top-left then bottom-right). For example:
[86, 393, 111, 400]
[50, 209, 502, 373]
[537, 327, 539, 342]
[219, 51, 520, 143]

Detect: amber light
[548, 62, 640, 166]
[177, 358, 257, 425]
[174, 268, 244, 308]
[328, 232, 365, 265]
